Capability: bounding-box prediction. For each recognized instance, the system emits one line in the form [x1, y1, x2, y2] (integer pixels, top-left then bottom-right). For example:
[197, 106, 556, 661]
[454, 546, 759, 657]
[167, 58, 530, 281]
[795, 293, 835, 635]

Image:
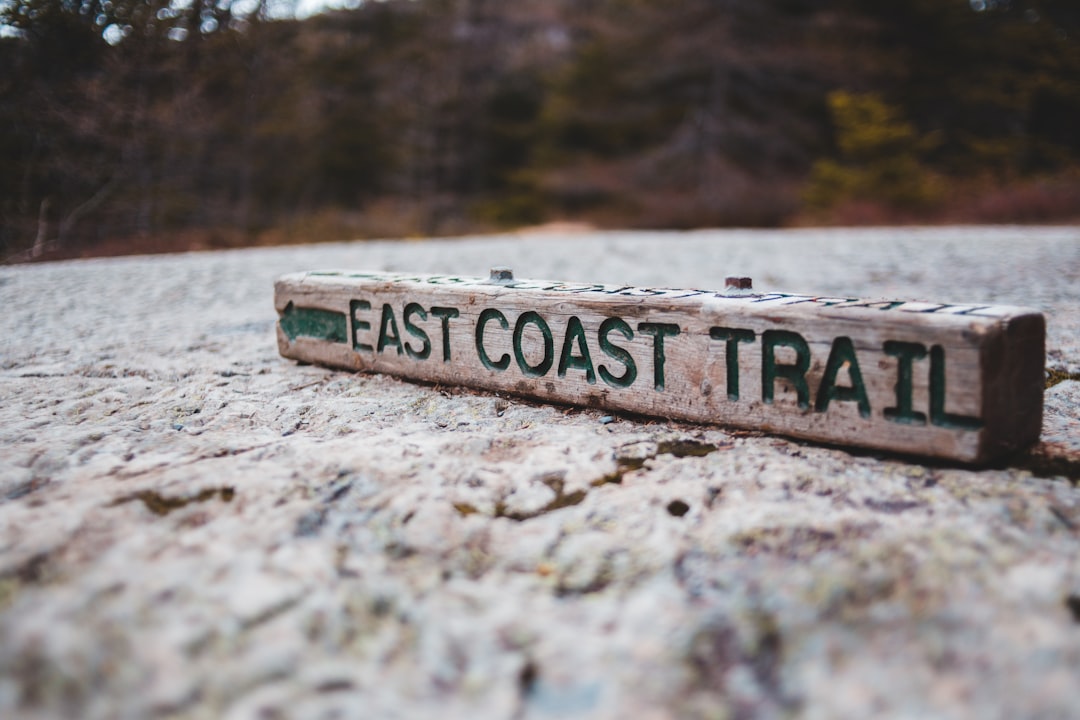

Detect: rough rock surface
[1, 226, 1078, 720]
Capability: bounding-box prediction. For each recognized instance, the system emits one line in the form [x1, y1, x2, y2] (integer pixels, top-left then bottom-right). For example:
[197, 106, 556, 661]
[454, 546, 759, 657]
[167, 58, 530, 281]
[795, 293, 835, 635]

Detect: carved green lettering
[350, 299, 373, 353]
[557, 316, 596, 384]
[280, 302, 347, 344]
[637, 322, 680, 391]
[814, 336, 870, 417]
[883, 340, 927, 426]
[930, 345, 982, 430]
[430, 306, 459, 362]
[514, 311, 554, 378]
[846, 300, 906, 311]
[709, 327, 755, 400]
[762, 330, 810, 409]
[377, 303, 403, 355]
[598, 317, 636, 389]
[476, 308, 510, 371]
[403, 303, 431, 361]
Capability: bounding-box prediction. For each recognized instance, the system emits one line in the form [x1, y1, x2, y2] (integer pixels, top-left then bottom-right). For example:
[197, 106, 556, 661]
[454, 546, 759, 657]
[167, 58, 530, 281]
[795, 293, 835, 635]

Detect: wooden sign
[275, 269, 1045, 464]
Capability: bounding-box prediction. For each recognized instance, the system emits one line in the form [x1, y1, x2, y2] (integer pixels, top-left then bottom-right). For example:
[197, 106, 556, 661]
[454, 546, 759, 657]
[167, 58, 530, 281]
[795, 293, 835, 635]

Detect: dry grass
[792, 172, 1080, 227]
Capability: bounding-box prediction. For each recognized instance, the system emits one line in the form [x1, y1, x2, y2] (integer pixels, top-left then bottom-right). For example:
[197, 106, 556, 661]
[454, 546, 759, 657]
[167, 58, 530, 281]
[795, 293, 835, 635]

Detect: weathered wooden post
[276, 269, 1044, 464]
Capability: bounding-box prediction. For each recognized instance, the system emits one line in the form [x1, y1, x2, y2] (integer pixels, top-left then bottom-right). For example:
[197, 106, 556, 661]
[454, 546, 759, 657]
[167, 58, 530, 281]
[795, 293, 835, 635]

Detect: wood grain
[275, 271, 1045, 464]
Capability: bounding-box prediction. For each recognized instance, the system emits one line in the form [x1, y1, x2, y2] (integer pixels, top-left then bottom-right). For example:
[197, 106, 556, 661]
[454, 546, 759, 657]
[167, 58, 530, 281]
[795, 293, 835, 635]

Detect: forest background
[2, 0, 1079, 261]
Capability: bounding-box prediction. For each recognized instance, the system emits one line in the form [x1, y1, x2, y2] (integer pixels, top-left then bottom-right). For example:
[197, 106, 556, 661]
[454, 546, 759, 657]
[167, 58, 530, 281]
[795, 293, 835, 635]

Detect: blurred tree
[844, 0, 1080, 176]
[804, 91, 940, 211]
[0, 0, 271, 256]
[533, 0, 863, 227]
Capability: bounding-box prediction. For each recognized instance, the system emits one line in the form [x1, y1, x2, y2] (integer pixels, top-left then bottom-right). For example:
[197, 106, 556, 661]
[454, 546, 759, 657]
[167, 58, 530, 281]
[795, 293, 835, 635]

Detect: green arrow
[279, 302, 348, 344]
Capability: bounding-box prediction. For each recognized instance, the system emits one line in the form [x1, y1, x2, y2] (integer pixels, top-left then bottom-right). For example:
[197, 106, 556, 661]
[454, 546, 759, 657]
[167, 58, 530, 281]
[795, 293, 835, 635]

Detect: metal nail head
[489, 267, 514, 283]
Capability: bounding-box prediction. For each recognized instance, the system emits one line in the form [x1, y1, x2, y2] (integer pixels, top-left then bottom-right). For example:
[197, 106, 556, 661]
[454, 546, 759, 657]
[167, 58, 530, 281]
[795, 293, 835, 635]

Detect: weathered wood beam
[275, 269, 1045, 464]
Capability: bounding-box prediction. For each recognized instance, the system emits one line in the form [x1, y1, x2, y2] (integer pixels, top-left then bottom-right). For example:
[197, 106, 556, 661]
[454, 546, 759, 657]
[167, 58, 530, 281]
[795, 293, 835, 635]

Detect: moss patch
[110, 487, 236, 516]
[1046, 369, 1080, 388]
